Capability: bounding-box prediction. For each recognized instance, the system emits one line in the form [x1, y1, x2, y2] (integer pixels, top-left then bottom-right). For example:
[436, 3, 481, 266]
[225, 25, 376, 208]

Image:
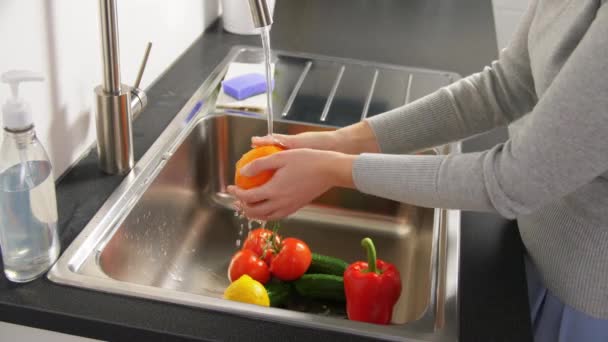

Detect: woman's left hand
[228, 148, 356, 221]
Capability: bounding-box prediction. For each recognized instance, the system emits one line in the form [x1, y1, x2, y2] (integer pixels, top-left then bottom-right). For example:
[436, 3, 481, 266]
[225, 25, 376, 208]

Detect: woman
[228, 0, 608, 340]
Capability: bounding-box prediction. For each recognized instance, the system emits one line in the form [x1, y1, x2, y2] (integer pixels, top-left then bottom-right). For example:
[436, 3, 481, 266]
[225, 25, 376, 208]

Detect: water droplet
[169, 272, 183, 282]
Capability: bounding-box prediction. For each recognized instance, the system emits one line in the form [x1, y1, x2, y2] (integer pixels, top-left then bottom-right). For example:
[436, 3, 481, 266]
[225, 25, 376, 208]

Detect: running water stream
[233, 25, 275, 247]
[260, 26, 274, 136]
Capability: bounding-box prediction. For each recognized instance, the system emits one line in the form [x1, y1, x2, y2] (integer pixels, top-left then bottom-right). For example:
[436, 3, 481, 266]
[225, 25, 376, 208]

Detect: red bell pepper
[344, 237, 402, 324]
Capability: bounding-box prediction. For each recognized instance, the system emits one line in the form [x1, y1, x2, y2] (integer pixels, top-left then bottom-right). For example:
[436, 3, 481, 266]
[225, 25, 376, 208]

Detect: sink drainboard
[219, 47, 458, 127]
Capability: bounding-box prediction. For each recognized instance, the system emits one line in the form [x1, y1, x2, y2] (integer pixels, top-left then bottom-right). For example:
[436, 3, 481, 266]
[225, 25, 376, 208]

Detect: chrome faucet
[94, 0, 271, 175]
[248, 0, 274, 28]
[95, 0, 151, 175]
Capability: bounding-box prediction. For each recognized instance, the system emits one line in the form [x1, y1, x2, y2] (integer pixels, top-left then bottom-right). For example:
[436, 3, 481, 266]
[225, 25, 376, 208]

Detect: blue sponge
[222, 73, 273, 100]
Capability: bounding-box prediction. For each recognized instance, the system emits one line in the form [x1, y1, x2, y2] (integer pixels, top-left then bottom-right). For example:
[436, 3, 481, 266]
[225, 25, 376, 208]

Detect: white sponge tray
[216, 62, 275, 115]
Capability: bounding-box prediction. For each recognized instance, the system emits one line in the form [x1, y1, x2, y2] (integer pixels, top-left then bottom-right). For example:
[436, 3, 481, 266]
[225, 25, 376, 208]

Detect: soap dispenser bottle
[0, 70, 60, 282]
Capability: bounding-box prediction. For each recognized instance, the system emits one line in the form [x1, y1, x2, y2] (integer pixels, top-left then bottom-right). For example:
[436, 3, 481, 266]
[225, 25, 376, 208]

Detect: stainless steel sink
[49, 47, 461, 341]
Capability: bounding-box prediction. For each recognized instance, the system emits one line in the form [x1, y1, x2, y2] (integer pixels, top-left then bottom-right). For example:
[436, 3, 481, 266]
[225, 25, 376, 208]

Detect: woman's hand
[228, 149, 356, 221]
[251, 121, 380, 155]
[252, 131, 340, 152]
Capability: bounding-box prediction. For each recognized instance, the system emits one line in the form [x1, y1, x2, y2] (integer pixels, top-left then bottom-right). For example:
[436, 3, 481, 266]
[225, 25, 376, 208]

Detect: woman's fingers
[227, 185, 266, 203]
[251, 134, 290, 148]
[252, 131, 340, 152]
[240, 200, 280, 221]
[240, 152, 287, 177]
[229, 186, 285, 220]
[265, 211, 283, 222]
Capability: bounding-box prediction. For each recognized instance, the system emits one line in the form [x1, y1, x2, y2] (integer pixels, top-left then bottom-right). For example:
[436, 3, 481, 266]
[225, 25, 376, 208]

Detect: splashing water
[236, 222, 245, 248]
[230, 26, 277, 247]
[248, 219, 267, 232]
[234, 217, 268, 248]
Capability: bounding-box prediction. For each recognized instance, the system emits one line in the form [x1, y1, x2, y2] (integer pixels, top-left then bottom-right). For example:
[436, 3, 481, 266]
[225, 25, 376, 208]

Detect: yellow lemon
[223, 275, 270, 307]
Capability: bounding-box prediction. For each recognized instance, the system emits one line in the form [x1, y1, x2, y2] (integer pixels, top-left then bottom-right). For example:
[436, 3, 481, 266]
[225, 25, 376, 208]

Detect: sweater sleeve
[366, 0, 538, 154]
[353, 2, 608, 219]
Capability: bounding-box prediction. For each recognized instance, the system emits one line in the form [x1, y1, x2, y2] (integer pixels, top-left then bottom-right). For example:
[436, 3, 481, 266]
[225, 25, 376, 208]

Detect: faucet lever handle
[133, 42, 152, 90]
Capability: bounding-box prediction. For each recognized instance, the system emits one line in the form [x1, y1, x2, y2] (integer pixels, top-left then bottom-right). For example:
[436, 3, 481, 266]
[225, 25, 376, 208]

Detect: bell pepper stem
[361, 237, 379, 274]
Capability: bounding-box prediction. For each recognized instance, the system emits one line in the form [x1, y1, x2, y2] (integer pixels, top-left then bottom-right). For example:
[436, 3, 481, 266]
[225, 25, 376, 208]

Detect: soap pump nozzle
[1, 70, 44, 131]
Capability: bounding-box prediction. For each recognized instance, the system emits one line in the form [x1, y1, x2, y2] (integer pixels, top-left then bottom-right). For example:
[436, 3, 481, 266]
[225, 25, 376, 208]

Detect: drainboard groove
[404, 73, 414, 105]
[360, 69, 379, 121]
[281, 60, 312, 117]
[320, 64, 346, 122]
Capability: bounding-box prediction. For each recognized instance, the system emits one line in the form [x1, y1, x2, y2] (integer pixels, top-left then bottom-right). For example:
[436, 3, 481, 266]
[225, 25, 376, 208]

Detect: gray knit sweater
[353, 0, 608, 318]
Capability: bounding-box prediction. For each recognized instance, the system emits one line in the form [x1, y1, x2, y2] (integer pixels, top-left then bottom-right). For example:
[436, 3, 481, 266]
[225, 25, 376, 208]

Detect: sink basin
[49, 46, 461, 341]
[101, 113, 435, 324]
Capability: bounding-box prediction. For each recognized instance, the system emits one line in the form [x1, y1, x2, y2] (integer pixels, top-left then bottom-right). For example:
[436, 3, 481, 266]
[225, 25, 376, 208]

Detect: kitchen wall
[492, 0, 529, 50]
[0, 0, 220, 179]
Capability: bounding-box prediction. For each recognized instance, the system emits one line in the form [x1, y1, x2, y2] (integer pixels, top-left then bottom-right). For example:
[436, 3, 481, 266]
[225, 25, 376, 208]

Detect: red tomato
[270, 238, 312, 281]
[228, 249, 270, 284]
[242, 228, 281, 265]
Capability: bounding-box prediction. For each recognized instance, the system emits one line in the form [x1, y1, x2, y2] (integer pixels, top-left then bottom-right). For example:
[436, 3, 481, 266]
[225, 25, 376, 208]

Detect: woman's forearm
[352, 4, 608, 217]
[333, 121, 380, 155]
[364, 0, 538, 155]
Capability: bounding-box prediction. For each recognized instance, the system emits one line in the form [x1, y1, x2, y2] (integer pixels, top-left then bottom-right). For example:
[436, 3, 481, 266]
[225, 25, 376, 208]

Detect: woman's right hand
[251, 121, 381, 155]
[251, 131, 339, 152]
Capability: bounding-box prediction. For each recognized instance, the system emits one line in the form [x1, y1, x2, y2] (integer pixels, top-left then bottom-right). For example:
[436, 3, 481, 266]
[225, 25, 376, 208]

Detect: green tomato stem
[270, 221, 281, 251]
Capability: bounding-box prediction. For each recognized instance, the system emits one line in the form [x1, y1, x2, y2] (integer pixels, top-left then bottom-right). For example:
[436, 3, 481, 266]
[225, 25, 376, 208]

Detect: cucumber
[293, 274, 345, 302]
[307, 253, 349, 276]
[265, 279, 292, 307]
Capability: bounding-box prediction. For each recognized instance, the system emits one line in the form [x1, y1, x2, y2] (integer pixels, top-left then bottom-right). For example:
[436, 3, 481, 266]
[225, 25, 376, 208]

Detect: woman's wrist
[322, 151, 356, 189]
[333, 121, 380, 155]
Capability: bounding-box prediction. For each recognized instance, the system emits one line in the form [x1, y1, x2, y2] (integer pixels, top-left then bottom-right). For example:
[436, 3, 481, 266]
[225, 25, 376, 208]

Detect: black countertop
[0, 1, 532, 341]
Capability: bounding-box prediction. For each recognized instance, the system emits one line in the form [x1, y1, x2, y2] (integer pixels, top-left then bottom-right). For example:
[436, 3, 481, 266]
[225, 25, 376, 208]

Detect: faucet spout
[248, 0, 274, 28]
